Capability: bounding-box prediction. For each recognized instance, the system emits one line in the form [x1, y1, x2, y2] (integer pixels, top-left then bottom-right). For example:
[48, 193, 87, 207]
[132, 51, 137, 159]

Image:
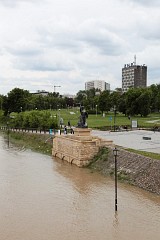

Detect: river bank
[1, 130, 160, 195]
[1, 131, 53, 155]
[88, 146, 160, 195]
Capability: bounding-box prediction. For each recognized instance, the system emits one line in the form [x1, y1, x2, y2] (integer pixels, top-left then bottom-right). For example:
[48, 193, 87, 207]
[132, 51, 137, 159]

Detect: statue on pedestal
[77, 106, 88, 128]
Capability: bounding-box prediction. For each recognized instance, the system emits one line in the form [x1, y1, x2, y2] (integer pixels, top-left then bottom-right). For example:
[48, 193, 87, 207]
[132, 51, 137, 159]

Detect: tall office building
[85, 80, 110, 91]
[122, 58, 147, 92]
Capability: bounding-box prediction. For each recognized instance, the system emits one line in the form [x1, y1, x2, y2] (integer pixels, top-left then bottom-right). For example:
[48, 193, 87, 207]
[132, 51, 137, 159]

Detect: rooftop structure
[32, 90, 49, 96]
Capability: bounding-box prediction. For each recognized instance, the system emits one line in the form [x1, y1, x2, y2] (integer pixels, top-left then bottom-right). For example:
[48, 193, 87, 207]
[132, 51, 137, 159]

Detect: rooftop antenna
[134, 55, 136, 65]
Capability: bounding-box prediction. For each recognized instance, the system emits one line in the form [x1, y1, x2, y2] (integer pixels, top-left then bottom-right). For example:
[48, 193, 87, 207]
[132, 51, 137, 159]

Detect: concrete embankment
[88, 147, 160, 195]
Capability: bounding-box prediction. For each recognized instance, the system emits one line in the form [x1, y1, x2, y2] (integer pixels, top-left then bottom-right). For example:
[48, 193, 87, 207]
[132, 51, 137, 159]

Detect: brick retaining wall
[92, 147, 160, 195]
[116, 149, 160, 194]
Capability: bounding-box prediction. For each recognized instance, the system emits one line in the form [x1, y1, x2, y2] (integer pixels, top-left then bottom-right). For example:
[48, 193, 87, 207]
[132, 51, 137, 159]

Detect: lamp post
[113, 105, 116, 132]
[113, 147, 119, 212]
[96, 105, 97, 117]
[7, 111, 10, 148]
[58, 109, 61, 127]
[6, 121, 9, 148]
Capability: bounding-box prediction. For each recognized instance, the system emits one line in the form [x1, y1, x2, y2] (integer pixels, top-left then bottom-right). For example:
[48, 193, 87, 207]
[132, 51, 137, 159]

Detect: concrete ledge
[74, 128, 92, 136]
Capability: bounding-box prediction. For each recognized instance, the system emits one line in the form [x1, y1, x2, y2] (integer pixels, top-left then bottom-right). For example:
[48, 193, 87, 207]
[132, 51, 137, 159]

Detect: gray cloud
[27, 61, 73, 72]
[6, 46, 42, 57]
[77, 20, 126, 56]
[0, 0, 46, 7]
[12, 53, 74, 72]
[123, 0, 160, 6]
[36, 20, 125, 57]
[0, 0, 160, 95]
[78, 31, 125, 56]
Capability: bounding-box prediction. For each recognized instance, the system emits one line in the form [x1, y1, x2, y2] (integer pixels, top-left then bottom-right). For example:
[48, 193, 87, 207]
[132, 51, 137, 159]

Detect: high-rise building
[85, 80, 110, 91]
[122, 58, 147, 92]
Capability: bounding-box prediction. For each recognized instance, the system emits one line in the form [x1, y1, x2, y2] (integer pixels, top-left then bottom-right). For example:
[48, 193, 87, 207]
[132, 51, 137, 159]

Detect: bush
[8, 110, 58, 130]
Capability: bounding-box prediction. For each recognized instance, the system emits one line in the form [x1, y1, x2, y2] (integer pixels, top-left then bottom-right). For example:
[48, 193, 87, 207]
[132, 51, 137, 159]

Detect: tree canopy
[1, 84, 160, 120]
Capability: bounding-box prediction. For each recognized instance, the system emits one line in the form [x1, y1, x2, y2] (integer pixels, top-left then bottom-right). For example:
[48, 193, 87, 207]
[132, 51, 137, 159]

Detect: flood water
[0, 135, 160, 240]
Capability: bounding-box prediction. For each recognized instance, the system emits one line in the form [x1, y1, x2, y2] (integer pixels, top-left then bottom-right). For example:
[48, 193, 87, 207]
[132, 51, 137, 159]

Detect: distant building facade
[32, 90, 49, 96]
[62, 94, 76, 99]
[85, 80, 110, 91]
[122, 62, 147, 92]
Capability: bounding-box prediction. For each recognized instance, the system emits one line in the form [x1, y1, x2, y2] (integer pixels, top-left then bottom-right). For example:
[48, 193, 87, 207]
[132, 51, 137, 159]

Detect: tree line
[75, 84, 160, 117]
[0, 88, 74, 115]
[0, 84, 160, 129]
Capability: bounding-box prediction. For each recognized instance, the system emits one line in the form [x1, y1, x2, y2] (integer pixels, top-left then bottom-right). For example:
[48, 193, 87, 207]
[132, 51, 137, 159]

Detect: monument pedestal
[52, 128, 113, 167]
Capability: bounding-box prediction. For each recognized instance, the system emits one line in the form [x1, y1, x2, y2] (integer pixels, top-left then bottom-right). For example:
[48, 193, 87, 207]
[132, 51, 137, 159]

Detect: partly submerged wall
[52, 128, 114, 167]
[88, 146, 160, 195]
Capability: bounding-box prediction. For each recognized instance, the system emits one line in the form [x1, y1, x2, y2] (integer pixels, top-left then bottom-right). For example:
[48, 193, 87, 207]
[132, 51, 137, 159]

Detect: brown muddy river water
[0, 135, 159, 240]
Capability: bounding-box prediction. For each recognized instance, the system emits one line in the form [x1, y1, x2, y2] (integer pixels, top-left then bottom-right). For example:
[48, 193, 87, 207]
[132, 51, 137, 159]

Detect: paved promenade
[92, 129, 160, 154]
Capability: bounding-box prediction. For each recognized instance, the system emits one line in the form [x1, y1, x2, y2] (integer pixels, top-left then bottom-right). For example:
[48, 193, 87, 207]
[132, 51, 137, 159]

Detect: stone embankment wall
[52, 128, 114, 167]
[116, 149, 160, 195]
[91, 147, 160, 195]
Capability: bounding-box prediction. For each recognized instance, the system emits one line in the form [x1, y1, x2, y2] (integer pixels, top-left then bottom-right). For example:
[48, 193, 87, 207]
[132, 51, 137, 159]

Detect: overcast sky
[0, 0, 160, 95]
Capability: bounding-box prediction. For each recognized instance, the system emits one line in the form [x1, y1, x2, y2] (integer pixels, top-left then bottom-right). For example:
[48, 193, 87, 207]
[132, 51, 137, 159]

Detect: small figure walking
[71, 127, 74, 134]
[64, 126, 67, 134]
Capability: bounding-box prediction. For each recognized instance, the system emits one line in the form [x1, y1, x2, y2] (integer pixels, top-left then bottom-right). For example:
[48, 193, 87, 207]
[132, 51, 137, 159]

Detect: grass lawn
[51, 108, 160, 129]
[125, 148, 160, 161]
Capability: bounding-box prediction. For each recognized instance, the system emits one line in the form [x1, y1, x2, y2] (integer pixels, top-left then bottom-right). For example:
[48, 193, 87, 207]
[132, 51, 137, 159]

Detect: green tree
[149, 84, 159, 112]
[156, 91, 160, 111]
[126, 88, 142, 116]
[137, 90, 151, 117]
[75, 90, 87, 107]
[4, 88, 31, 115]
[0, 94, 3, 111]
[98, 90, 111, 114]
[126, 88, 151, 117]
[110, 91, 121, 109]
[118, 93, 127, 115]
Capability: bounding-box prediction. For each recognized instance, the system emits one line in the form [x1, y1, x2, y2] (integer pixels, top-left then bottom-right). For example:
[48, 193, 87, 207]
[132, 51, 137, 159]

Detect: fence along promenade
[0, 126, 74, 135]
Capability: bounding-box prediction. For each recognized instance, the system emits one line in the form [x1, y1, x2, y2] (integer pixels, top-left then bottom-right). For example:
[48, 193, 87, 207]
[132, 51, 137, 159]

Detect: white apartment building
[85, 80, 110, 91]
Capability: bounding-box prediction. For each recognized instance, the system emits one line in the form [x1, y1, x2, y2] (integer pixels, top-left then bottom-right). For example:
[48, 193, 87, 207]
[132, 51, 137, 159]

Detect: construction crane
[54, 85, 61, 92]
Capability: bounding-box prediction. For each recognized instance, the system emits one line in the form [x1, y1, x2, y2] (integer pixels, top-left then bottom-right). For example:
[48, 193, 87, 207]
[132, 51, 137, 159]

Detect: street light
[7, 111, 10, 148]
[58, 109, 61, 127]
[96, 105, 98, 117]
[113, 147, 119, 212]
[6, 121, 9, 148]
